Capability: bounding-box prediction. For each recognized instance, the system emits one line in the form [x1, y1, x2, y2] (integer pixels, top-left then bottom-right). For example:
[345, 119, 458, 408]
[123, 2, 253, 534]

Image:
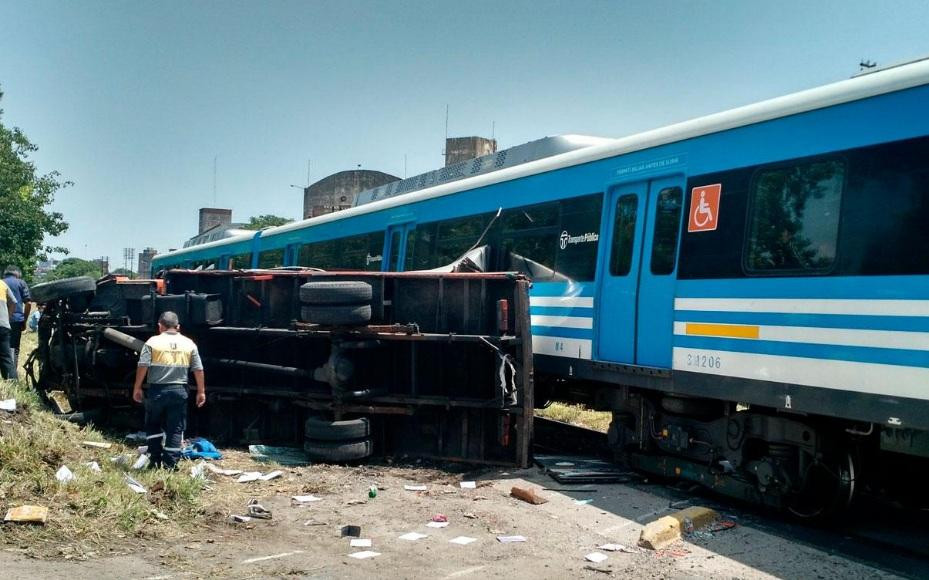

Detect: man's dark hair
[3, 265, 21, 278]
[158, 311, 180, 329]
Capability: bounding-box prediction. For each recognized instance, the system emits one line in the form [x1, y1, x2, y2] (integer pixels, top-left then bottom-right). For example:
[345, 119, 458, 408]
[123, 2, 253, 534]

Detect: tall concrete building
[303, 170, 399, 219]
[445, 136, 497, 166]
[137, 247, 158, 277]
[198, 208, 233, 234]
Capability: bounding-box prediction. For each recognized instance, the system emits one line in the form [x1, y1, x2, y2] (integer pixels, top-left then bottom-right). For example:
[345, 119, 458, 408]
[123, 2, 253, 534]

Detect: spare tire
[31, 276, 97, 303]
[301, 304, 371, 326]
[305, 416, 370, 441]
[299, 281, 372, 305]
[304, 439, 372, 462]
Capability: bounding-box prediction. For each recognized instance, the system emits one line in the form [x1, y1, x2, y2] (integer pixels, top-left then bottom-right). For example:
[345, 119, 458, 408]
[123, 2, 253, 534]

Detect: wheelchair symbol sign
[688, 184, 721, 232]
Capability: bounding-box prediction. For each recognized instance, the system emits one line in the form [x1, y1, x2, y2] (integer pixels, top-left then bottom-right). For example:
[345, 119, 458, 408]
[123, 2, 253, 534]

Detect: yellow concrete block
[638, 506, 718, 550]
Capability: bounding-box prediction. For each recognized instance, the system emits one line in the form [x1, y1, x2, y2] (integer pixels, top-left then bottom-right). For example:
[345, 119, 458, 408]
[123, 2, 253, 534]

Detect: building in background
[302, 170, 399, 219]
[444, 136, 497, 166]
[199, 208, 233, 234]
[92, 257, 110, 274]
[184, 208, 249, 248]
[137, 247, 158, 277]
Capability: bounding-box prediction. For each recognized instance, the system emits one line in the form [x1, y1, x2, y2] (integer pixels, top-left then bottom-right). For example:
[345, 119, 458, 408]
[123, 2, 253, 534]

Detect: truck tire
[304, 439, 372, 462]
[30, 276, 97, 303]
[299, 281, 372, 305]
[304, 416, 370, 441]
[301, 304, 371, 326]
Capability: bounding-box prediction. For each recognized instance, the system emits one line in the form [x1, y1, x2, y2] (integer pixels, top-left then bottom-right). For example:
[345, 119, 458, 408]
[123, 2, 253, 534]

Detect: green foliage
[44, 257, 102, 281]
[111, 267, 135, 279]
[243, 214, 293, 230]
[0, 87, 70, 282]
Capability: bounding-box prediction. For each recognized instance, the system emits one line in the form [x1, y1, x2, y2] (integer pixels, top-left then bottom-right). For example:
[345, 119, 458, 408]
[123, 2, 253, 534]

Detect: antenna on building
[443, 104, 449, 163]
[404, 154, 408, 178]
[491, 120, 495, 141]
[212, 156, 218, 205]
[307, 158, 311, 186]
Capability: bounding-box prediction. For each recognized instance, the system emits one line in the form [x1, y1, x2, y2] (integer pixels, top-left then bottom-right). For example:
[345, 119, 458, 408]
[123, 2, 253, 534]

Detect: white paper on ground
[449, 536, 477, 545]
[350, 539, 372, 548]
[125, 474, 146, 493]
[459, 481, 476, 489]
[190, 462, 208, 479]
[292, 495, 322, 503]
[426, 521, 449, 528]
[398, 532, 428, 541]
[348, 551, 380, 559]
[84, 461, 101, 472]
[236, 472, 262, 483]
[204, 463, 242, 476]
[132, 454, 150, 470]
[259, 470, 283, 481]
[404, 485, 427, 491]
[81, 440, 111, 449]
[0, 399, 16, 412]
[585, 552, 608, 563]
[55, 465, 75, 483]
[496, 535, 527, 543]
[599, 543, 637, 553]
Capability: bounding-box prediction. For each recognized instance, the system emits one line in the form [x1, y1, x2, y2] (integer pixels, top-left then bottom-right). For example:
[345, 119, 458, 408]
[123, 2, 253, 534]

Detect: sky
[1, 0, 928, 270]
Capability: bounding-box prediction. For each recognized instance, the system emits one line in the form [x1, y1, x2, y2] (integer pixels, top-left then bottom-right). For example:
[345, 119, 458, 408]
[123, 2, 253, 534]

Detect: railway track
[532, 416, 929, 579]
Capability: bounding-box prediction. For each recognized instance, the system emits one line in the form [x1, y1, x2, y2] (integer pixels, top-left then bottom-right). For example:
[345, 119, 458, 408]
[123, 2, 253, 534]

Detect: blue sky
[1, 0, 927, 268]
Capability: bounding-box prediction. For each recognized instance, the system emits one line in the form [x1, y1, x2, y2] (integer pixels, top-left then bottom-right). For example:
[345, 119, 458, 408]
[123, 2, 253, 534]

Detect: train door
[595, 183, 646, 363]
[635, 176, 684, 368]
[384, 223, 414, 271]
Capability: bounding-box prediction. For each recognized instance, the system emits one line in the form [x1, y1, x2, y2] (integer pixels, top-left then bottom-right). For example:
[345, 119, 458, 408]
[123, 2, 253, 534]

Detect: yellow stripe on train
[685, 323, 760, 339]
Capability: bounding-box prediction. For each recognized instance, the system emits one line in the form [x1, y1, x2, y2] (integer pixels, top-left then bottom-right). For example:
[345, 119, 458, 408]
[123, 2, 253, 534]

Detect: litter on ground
[460, 481, 476, 489]
[574, 499, 593, 505]
[585, 552, 609, 563]
[124, 474, 146, 493]
[81, 440, 112, 449]
[246, 500, 272, 520]
[236, 472, 262, 483]
[341, 525, 362, 537]
[427, 521, 449, 528]
[450, 536, 477, 545]
[599, 543, 640, 553]
[350, 539, 372, 548]
[258, 470, 283, 481]
[84, 461, 101, 472]
[0, 399, 16, 412]
[292, 494, 323, 504]
[404, 484, 428, 491]
[348, 551, 380, 559]
[4, 505, 48, 524]
[511, 486, 548, 505]
[399, 532, 428, 541]
[229, 515, 252, 523]
[132, 454, 150, 470]
[497, 535, 527, 543]
[204, 463, 242, 476]
[55, 465, 75, 483]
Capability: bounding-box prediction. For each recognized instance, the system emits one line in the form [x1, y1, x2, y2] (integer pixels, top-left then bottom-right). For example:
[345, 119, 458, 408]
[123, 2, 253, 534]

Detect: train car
[153, 57, 929, 515]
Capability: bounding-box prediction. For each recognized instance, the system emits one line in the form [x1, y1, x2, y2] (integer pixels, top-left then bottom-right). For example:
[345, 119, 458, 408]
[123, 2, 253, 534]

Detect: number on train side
[686, 353, 721, 369]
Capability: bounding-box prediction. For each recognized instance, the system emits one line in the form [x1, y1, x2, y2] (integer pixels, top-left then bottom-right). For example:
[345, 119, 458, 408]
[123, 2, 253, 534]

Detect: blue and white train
[154, 57, 929, 514]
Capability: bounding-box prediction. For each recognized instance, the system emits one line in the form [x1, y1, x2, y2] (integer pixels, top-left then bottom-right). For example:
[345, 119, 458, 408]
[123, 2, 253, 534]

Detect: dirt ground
[0, 447, 899, 580]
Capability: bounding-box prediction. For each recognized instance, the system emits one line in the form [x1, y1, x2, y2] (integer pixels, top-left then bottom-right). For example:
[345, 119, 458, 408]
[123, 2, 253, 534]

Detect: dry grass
[0, 375, 204, 557]
[535, 402, 612, 433]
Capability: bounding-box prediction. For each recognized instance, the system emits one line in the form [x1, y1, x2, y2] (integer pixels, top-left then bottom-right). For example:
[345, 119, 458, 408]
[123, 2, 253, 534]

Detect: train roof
[157, 56, 929, 262]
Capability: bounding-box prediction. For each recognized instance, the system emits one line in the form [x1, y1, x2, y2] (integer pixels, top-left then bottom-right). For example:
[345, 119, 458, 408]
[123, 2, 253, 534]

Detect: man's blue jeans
[144, 385, 188, 469]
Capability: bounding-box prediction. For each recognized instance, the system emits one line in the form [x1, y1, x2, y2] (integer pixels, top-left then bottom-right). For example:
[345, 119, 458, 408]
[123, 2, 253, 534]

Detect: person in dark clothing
[3, 266, 31, 380]
[132, 311, 206, 469]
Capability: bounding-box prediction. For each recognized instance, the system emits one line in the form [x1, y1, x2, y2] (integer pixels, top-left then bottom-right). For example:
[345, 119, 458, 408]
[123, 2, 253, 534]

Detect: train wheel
[787, 449, 857, 519]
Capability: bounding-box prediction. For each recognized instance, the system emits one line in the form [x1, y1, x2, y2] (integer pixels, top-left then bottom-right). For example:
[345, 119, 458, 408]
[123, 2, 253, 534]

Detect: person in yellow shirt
[0, 279, 18, 379]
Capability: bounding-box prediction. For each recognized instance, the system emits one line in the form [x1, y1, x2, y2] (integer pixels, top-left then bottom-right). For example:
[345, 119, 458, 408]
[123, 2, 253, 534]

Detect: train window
[406, 224, 437, 270]
[554, 194, 603, 281]
[298, 240, 340, 269]
[610, 194, 638, 276]
[435, 215, 490, 266]
[650, 187, 683, 275]
[258, 249, 284, 269]
[746, 160, 845, 273]
[501, 202, 560, 280]
[229, 252, 252, 269]
[341, 232, 385, 271]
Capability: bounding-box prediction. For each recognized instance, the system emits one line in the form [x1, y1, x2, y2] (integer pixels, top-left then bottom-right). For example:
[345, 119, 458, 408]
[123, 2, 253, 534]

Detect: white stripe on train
[675, 298, 929, 317]
[672, 321, 929, 351]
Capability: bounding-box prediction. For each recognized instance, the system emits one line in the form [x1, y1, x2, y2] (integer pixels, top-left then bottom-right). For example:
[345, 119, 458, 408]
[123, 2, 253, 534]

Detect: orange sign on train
[688, 184, 721, 232]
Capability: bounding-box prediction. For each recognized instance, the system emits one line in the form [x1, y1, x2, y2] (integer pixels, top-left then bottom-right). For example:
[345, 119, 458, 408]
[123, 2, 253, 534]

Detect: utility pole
[212, 156, 218, 205]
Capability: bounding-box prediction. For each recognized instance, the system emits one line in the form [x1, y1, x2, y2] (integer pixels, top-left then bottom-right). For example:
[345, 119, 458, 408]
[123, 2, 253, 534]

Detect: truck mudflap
[29, 270, 535, 467]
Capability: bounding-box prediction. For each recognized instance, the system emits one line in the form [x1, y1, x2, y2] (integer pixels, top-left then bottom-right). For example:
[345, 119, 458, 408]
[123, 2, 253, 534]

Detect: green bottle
[368, 485, 377, 498]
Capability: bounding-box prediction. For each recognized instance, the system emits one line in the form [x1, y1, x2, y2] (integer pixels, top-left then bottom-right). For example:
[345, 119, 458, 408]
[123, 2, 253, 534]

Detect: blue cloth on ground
[181, 437, 223, 460]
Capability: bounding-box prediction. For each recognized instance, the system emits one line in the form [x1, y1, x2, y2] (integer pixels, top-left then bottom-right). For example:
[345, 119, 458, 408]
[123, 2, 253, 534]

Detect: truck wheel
[300, 281, 372, 305]
[304, 416, 370, 441]
[31, 276, 97, 304]
[301, 304, 371, 326]
[304, 439, 372, 462]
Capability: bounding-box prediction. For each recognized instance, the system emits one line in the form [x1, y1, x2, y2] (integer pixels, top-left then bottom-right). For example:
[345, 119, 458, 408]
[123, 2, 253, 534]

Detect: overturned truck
[27, 270, 534, 466]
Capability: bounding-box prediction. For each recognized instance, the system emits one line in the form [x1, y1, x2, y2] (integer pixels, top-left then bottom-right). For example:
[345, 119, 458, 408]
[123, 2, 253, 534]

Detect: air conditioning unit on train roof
[353, 134, 616, 207]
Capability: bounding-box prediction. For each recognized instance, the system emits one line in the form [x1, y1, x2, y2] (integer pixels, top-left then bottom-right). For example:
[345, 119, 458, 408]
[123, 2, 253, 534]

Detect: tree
[44, 258, 102, 282]
[243, 214, 293, 230]
[0, 87, 70, 282]
[111, 267, 135, 279]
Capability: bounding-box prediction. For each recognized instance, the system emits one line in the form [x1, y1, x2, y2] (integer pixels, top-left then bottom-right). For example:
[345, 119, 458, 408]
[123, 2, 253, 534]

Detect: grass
[0, 337, 206, 557]
[535, 402, 612, 433]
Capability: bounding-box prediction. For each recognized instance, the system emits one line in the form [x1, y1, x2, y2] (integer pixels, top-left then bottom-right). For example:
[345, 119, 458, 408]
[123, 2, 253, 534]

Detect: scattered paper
[55, 465, 75, 483]
[125, 474, 147, 493]
[132, 454, 150, 470]
[497, 535, 527, 543]
[236, 471, 262, 483]
[4, 505, 48, 524]
[463, 512, 478, 519]
[426, 521, 449, 528]
[82, 440, 112, 449]
[0, 399, 16, 412]
[350, 539, 372, 548]
[585, 552, 608, 563]
[348, 551, 380, 559]
[259, 470, 283, 481]
[399, 532, 428, 541]
[404, 485, 427, 491]
[292, 495, 322, 504]
[229, 515, 252, 523]
[459, 481, 476, 489]
[190, 462, 208, 479]
[84, 461, 101, 472]
[204, 463, 242, 476]
[449, 536, 477, 545]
